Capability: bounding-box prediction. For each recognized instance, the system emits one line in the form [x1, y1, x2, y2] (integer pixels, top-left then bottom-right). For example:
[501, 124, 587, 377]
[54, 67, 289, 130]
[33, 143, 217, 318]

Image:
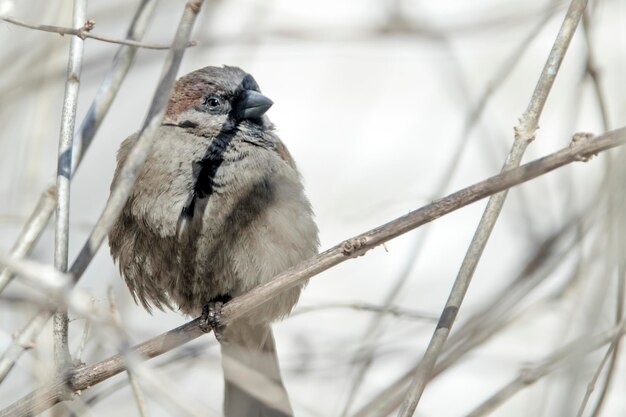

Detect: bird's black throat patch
[181, 130, 236, 218]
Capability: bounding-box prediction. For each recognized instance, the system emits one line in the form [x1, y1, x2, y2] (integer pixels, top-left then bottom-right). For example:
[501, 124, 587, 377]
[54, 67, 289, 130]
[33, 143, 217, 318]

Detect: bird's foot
[200, 295, 231, 343]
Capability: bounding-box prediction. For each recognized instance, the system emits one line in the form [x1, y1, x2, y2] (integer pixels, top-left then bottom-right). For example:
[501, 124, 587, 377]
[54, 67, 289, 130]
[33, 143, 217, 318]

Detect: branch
[2, 127, 625, 417]
[397, 1, 589, 415]
[53, 0, 87, 372]
[0, 15, 196, 50]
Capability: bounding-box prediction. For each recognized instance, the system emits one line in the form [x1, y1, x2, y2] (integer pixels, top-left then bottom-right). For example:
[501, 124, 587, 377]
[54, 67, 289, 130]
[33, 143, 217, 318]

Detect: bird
[108, 65, 319, 416]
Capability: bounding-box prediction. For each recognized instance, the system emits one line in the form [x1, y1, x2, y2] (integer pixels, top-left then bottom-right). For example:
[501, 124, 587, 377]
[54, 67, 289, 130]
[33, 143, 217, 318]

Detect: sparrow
[108, 65, 319, 416]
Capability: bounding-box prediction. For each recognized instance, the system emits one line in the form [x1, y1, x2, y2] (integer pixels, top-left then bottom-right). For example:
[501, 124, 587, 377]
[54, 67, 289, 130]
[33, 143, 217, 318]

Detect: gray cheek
[177, 110, 234, 133]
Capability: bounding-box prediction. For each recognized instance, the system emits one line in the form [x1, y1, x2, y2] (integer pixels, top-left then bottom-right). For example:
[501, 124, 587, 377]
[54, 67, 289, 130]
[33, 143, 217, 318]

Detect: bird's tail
[221, 324, 294, 417]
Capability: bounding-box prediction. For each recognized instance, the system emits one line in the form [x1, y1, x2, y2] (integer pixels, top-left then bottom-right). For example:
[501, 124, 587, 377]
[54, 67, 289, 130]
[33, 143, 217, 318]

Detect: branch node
[189, 0, 203, 14]
[342, 237, 368, 257]
[519, 367, 537, 385]
[514, 124, 537, 143]
[13, 333, 35, 350]
[570, 131, 597, 161]
[82, 19, 95, 32]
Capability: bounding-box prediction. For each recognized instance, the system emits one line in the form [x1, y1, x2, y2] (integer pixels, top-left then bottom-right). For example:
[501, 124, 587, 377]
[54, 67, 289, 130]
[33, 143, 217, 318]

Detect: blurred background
[1, 0, 625, 416]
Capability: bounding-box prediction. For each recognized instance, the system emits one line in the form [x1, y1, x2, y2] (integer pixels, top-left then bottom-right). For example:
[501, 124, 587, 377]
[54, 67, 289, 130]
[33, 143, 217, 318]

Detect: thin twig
[73, 318, 91, 365]
[587, 153, 626, 417]
[396, 1, 589, 415]
[294, 302, 438, 322]
[0, 188, 56, 293]
[587, 265, 626, 417]
[465, 320, 626, 417]
[0, 0, 204, 384]
[53, 0, 87, 372]
[581, 11, 610, 131]
[108, 288, 150, 417]
[71, 0, 159, 171]
[574, 340, 619, 417]
[1, 126, 625, 417]
[1, 15, 196, 50]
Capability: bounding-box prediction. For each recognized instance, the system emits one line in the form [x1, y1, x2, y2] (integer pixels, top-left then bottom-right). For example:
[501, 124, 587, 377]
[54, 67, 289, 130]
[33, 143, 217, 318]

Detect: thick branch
[2, 127, 624, 417]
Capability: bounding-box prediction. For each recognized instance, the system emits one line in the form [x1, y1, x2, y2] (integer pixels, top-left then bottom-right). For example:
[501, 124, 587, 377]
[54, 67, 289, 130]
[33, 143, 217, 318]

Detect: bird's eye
[205, 96, 221, 107]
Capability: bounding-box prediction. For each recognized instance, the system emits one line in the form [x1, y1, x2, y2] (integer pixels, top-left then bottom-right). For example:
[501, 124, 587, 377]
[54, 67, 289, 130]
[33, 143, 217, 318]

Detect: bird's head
[164, 65, 273, 134]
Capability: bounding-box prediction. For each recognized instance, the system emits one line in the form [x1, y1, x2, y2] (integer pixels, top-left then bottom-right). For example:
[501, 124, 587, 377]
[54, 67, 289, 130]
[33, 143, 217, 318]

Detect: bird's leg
[200, 294, 232, 342]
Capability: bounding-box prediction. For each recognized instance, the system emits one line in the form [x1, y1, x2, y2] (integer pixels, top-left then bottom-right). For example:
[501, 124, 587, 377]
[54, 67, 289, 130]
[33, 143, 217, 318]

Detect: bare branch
[1, 126, 624, 417]
[396, 1, 589, 415]
[53, 0, 87, 372]
[0, 15, 196, 50]
[574, 340, 620, 417]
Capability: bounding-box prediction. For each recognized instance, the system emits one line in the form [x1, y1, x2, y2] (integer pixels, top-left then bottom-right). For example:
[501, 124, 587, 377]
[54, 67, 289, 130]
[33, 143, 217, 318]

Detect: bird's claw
[200, 300, 227, 342]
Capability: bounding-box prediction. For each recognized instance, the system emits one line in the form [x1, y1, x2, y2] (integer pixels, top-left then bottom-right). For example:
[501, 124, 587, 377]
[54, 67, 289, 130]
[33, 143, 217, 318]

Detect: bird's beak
[235, 90, 273, 120]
